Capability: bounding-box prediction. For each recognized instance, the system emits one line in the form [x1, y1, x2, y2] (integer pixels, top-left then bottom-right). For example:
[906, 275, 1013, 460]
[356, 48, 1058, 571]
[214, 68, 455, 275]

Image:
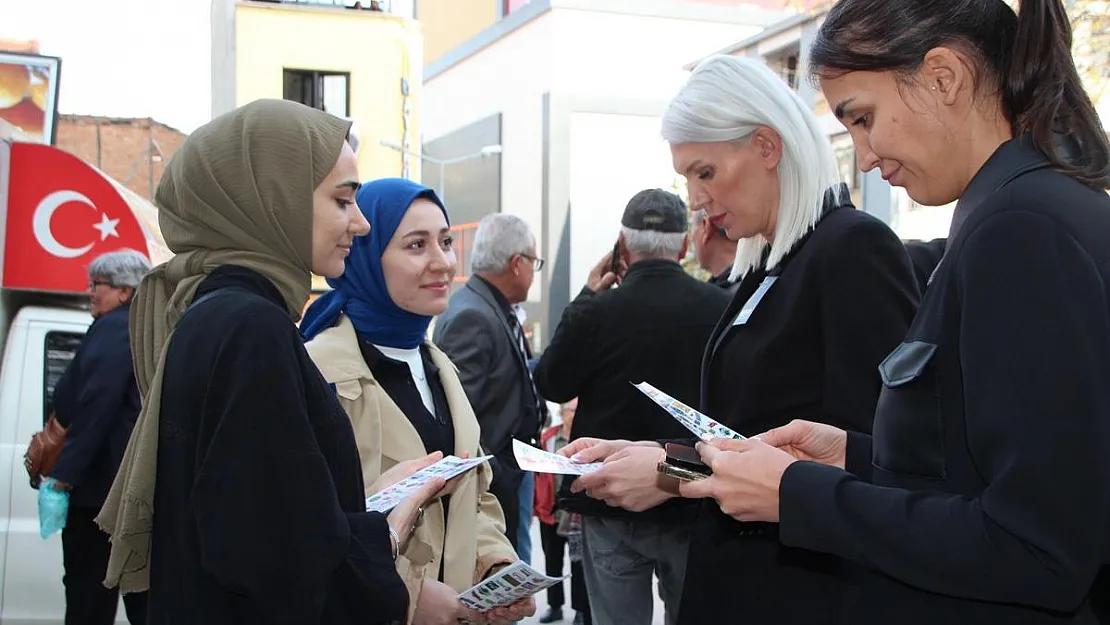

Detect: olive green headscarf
[96, 99, 352, 594]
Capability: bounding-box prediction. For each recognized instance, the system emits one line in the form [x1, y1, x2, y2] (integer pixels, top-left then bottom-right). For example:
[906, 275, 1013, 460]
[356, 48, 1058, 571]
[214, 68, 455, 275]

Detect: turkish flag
[2, 142, 151, 293]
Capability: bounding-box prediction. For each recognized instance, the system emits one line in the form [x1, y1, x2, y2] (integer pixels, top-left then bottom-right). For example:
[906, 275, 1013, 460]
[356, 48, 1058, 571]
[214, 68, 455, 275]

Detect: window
[765, 45, 801, 91]
[43, 331, 82, 424]
[283, 69, 350, 118]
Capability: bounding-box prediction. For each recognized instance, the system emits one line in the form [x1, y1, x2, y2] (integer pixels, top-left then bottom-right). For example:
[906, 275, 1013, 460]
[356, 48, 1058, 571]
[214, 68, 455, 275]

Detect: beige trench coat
[306, 315, 517, 623]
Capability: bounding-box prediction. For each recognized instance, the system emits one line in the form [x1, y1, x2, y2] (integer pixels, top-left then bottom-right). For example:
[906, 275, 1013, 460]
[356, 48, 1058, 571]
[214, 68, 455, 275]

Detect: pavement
[517, 518, 667, 625]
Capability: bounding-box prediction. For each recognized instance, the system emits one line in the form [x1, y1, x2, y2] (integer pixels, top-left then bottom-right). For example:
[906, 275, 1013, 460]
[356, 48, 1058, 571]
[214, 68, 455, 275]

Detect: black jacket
[678, 189, 920, 625]
[149, 266, 408, 625]
[51, 304, 141, 508]
[904, 237, 947, 293]
[780, 137, 1110, 625]
[534, 259, 730, 524]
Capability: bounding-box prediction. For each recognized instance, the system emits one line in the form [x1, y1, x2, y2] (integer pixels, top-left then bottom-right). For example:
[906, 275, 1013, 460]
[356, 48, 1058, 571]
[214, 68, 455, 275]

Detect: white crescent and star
[31, 190, 121, 259]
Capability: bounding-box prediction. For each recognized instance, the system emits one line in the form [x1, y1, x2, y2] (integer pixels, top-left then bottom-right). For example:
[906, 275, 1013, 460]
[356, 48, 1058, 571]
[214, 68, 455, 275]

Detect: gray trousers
[581, 516, 690, 625]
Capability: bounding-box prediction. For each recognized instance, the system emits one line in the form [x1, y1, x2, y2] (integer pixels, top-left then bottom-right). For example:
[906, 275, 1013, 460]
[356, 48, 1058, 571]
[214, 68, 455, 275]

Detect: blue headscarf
[300, 178, 449, 347]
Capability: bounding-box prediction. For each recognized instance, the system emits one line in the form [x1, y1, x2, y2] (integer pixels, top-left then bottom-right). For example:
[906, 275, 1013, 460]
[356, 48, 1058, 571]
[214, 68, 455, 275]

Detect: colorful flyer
[513, 439, 603, 476]
[632, 381, 746, 442]
[364, 454, 491, 513]
[458, 560, 568, 620]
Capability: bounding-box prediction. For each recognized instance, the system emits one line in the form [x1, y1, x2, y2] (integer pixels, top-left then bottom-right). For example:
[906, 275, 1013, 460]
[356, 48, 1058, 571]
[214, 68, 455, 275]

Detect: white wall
[550, 9, 764, 103]
[568, 112, 679, 296]
[423, 7, 773, 302]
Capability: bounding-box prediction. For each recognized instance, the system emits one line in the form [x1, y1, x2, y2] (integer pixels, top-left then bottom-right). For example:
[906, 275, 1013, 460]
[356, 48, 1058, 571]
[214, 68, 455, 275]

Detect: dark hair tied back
[810, 0, 1110, 189]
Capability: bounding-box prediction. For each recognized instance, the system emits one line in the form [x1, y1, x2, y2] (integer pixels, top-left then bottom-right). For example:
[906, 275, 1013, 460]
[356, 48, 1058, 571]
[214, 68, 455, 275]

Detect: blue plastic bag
[38, 478, 69, 539]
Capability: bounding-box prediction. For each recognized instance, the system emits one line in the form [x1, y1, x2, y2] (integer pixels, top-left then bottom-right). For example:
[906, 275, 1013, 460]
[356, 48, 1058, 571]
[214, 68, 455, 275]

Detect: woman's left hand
[482, 596, 536, 624]
[678, 438, 797, 522]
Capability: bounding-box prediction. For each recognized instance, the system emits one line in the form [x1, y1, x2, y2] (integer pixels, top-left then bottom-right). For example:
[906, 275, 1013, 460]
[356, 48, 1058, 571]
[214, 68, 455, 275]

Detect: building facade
[210, 0, 425, 184]
[415, 0, 789, 342]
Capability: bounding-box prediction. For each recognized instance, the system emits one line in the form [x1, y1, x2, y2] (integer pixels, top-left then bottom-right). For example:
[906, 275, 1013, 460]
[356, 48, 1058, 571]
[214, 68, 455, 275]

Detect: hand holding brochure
[513, 439, 602, 475]
[365, 454, 491, 513]
[459, 560, 567, 620]
[633, 381, 746, 442]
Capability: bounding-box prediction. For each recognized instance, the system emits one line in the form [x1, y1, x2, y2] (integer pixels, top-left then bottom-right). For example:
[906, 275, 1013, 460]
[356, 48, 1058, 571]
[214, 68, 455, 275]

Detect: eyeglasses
[518, 254, 545, 271]
[87, 280, 114, 291]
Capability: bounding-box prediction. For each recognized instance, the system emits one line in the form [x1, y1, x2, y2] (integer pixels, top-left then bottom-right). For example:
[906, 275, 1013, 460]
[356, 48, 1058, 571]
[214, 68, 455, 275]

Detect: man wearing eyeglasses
[434, 213, 547, 555]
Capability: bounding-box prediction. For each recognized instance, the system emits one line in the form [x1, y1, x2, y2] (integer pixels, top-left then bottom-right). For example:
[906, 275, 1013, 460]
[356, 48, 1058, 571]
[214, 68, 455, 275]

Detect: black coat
[533, 259, 730, 523]
[148, 266, 408, 625]
[779, 137, 1110, 625]
[678, 189, 920, 625]
[51, 305, 141, 508]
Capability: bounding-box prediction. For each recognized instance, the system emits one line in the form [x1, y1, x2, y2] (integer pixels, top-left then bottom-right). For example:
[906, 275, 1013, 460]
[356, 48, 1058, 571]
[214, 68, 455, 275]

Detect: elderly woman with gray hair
[51, 248, 151, 625]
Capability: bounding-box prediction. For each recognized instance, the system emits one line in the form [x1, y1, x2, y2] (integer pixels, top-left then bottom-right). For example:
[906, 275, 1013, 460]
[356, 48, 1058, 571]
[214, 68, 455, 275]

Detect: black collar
[948, 135, 1051, 242]
[472, 274, 515, 320]
[767, 183, 853, 277]
[195, 265, 286, 309]
[621, 258, 685, 286]
[357, 339, 439, 376]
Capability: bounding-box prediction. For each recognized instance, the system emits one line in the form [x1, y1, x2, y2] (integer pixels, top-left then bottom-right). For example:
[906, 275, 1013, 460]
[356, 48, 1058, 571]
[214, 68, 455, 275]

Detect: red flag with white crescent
[2, 142, 152, 293]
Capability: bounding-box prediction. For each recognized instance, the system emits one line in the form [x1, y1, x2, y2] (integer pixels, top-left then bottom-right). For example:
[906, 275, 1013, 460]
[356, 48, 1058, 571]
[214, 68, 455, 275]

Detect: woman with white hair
[560, 55, 920, 624]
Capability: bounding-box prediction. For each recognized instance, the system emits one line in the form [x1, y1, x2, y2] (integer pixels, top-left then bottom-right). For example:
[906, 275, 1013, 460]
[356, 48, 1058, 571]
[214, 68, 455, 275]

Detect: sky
[0, 0, 212, 133]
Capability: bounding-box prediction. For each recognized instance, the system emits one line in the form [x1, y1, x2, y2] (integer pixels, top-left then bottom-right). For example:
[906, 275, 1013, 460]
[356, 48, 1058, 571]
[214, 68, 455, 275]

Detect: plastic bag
[38, 477, 69, 539]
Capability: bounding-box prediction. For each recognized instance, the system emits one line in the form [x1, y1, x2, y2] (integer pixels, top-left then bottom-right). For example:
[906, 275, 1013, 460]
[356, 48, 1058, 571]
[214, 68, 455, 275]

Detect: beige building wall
[417, 0, 499, 64]
[234, 2, 424, 184]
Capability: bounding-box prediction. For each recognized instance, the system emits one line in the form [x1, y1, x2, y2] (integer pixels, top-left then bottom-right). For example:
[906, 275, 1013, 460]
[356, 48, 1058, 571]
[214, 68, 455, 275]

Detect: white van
[0, 135, 168, 624]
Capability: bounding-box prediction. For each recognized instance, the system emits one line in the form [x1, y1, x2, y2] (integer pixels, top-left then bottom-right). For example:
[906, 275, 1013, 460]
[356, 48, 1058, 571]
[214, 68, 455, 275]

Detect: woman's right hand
[413, 579, 480, 625]
[757, 420, 847, 469]
[558, 437, 656, 463]
[386, 477, 446, 554]
[367, 451, 444, 496]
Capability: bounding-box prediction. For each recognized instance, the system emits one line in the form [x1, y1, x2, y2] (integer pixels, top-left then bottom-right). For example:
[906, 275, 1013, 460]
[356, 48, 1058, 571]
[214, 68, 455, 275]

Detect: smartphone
[657, 443, 711, 482]
[609, 240, 621, 275]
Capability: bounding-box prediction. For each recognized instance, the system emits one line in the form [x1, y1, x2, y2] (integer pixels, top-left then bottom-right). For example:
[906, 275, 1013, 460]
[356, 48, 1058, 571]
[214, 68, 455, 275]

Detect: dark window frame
[282, 68, 352, 118]
[43, 331, 83, 424]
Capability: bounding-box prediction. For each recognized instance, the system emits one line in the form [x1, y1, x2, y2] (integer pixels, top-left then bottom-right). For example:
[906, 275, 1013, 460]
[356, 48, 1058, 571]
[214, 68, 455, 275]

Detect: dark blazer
[533, 259, 730, 523]
[51, 304, 141, 508]
[433, 276, 539, 464]
[904, 237, 947, 292]
[678, 189, 920, 625]
[780, 137, 1110, 625]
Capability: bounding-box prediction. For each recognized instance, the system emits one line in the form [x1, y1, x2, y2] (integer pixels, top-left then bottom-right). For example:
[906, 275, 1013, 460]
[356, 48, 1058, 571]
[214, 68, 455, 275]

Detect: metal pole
[439, 160, 446, 203]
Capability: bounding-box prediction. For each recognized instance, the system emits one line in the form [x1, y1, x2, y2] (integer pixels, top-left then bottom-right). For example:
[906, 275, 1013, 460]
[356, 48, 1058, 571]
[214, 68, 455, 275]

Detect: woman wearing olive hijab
[96, 99, 443, 625]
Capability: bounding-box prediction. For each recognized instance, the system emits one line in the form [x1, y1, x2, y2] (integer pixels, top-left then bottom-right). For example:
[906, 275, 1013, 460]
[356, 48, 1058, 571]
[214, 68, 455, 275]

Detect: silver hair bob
[661, 55, 843, 280]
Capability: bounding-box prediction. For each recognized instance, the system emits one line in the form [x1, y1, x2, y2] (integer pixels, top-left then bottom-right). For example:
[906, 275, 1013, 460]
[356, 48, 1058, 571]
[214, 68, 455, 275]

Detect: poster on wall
[0, 51, 61, 145]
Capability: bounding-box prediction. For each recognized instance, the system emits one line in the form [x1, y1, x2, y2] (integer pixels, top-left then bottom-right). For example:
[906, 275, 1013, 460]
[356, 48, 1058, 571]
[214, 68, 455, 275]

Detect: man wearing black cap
[533, 189, 730, 625]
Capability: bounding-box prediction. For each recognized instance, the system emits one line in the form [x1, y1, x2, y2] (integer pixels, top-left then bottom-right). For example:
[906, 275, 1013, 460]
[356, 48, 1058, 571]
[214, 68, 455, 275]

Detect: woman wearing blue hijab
[302, 178, 534, 625]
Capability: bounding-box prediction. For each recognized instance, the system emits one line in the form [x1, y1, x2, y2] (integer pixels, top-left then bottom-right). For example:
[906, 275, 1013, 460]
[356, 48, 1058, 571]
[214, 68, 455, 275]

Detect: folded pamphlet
[632, 381, 746, 442]
[459, 560, 568, 621]
[513, 439, 602, 475]
[365, 454, 492, 513]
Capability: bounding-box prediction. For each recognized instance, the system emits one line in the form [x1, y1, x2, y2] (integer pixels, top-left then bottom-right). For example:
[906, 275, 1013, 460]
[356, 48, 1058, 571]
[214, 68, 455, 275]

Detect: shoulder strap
[176, 287, 252, 328]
